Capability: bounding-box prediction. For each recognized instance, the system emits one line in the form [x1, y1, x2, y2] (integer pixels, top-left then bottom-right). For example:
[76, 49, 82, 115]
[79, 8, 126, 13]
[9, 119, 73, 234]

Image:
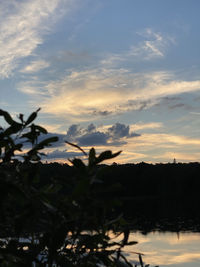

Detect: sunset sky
[1, 0, 200, 163]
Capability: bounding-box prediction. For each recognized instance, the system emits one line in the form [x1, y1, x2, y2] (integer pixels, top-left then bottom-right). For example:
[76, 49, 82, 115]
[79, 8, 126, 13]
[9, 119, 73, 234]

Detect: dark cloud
[65, 122, 140, 147]
[108, 123, 140, 140]
[108, 123, 129, 139]
[14, 123, 140, 162]
[66, 124, 81, 139]
[44, 122, 139, 159]
[87, 123, 96, 133]
[14, 123, 140, 160]
[78, 132, 108, 146]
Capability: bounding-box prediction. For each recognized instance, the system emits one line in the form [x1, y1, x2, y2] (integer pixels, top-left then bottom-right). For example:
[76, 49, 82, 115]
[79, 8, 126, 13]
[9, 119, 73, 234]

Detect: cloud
[0, 0, 76, 78]
[66, 122, 140, 146]
[20, 60, 50, 73]
[190, 112, 200, 115]
[129, 122, 163, 131]
[66, 124, 82, 138]
[17, 122, 139, 161]
[158, 151, 200, 162]
[107, 123, 140, 139]
[106, 131, 200, 163]
[30, 122, 141, 162]
[78, 132, 108, 146]
[20, 125, 200, 164]
[130, 133, 200, 148]
[101, 28, 175, 67]
[20, 68, 200, 122]
[15, 23, 199, 123]
[129, 28, 175, 60]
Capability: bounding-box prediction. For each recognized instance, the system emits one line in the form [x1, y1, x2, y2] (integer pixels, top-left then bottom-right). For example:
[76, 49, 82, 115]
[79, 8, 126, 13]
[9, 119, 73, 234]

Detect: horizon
[1, 0, 200, 164]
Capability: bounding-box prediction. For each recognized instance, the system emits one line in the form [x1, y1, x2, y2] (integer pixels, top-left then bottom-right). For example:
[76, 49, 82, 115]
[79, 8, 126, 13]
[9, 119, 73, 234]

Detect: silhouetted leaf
[70, 158, 86, 169]
[89, 147, 96, 166]
[139, 254, 144, 267]
[96, 150, 122, 164]
[65, 141, 87, 155]
[4, 124, 22, 136]
[34, 125, 48, 134]
[36, 136, 58, 149]
[18, 113, 24, 123]
[0, 109, 15, 125]
[25, 108, 40, 125]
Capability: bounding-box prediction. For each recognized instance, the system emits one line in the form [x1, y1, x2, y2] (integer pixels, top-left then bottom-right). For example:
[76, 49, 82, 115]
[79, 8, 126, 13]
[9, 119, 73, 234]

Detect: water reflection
[123, 232, 200, 267]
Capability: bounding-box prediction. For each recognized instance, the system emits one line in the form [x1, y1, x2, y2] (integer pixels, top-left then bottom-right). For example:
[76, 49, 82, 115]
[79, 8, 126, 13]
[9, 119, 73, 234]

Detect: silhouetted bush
[1, 109, 149, 266]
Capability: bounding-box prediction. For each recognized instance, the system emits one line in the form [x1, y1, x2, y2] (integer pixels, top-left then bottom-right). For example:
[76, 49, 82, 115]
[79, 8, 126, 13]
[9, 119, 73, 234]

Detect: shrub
[0, 109, 136, 267]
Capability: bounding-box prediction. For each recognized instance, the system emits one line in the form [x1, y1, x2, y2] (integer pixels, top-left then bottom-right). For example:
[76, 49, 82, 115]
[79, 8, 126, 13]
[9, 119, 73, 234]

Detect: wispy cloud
[117, 132, 200, 163]
[0, 0, 77, 78]
[101, 28, 175, 67]
[20, 60, 50, 73]
[130, 122, 163, 131]
[130, 133, 200, 148]
[18, 67, 200, 122]
[129, 28, 175, 60]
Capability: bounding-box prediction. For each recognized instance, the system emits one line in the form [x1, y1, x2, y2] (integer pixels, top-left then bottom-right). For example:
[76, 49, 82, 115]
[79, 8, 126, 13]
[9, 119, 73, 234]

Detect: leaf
[126, 241, 138, 246]
[0, 109, 15, 125]
[139, 254, 144, 267]
[89, 147, 96, 166]
[34, 125, 48, 134]
[117, 253, 133, 267]
[4, 124, 22, 136]
[96, 150, 122, 164]
[121, 228, 130, 246]
[18, 113, 24, 123]
[36, 136, 58, 149]
[70, 158, 86, 169]
[27, 136, 58, 158]
[25, 108, 41, 125]
[65, 141, 87, 156]
[20, 132, 34, 140]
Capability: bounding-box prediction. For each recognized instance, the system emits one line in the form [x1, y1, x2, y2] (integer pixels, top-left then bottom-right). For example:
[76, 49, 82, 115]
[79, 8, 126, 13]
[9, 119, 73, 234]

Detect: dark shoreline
[37, 161, 200, 233]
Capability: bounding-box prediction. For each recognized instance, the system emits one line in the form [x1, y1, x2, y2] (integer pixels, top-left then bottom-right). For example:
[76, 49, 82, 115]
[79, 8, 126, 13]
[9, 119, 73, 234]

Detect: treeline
[38, 161, 200, 231]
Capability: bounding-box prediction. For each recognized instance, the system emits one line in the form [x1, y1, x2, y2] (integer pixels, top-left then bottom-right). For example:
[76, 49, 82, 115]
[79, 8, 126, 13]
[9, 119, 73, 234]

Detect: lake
[5, 230, 200, 266]
[122, 231, 200, 267]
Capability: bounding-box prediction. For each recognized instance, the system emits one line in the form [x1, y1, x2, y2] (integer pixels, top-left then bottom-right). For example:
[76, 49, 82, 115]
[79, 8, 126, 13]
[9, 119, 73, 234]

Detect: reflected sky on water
[122, 231, 200, 267]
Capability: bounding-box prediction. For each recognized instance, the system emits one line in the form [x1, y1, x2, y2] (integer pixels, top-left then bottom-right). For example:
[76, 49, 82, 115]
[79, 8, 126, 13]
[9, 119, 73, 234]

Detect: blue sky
[1, 0, 200, 163]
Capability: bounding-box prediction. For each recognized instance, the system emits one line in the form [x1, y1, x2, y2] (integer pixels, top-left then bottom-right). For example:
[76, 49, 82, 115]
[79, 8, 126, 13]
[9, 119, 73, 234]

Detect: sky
[1, 0, 200, 164]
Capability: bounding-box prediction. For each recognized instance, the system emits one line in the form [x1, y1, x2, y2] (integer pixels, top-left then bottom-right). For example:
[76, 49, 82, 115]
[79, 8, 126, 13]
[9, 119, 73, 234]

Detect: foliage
[0, 109, 158, 267]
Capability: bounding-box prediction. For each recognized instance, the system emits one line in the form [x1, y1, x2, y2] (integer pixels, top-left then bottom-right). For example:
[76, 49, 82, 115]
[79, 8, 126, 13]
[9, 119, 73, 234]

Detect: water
[122, 231, 200, 267]
[4, 231, 200, 266]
